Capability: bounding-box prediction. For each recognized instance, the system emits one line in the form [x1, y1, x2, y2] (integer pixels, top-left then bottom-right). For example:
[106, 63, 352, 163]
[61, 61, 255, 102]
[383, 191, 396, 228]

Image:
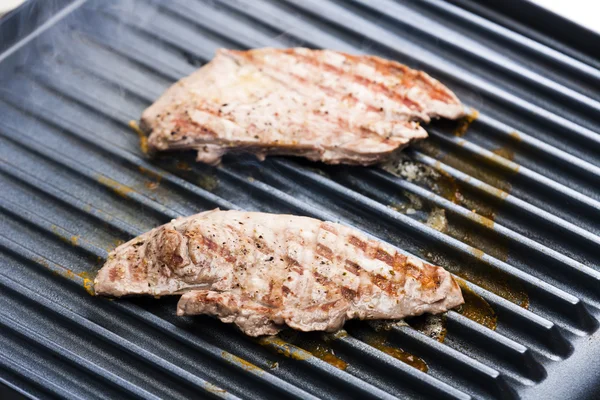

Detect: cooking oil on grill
[277, 330, 348, 370]
[454, 278, 497, 330]
[362, 325, 429, 372]
[384, 143, 529, 311]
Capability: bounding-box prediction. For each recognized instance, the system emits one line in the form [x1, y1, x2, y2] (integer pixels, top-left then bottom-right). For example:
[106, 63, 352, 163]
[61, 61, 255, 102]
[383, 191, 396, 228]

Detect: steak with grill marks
[94, 209, 464, 336]
[141, 48, 465, 166]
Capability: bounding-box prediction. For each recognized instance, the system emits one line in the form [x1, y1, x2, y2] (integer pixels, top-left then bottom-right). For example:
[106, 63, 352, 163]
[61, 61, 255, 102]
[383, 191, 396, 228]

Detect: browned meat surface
[141, 48, 465, 165]
[94, 210, 464, 336]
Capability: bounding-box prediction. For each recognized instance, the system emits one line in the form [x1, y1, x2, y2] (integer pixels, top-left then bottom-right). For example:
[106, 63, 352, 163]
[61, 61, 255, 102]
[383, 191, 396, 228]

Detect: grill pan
[1, 0, 599, 399]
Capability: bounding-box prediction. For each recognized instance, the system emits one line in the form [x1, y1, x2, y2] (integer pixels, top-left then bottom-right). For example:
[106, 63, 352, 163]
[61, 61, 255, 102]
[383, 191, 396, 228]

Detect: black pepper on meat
[95, 209, 463, 336]
[140, 48, 464, 166]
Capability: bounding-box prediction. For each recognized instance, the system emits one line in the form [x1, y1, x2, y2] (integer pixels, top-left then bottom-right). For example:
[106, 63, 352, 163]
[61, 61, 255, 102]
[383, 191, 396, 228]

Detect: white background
[531, 0, 600, 33]
[0, 0, 25, 17]
[0, 0, 598, 33]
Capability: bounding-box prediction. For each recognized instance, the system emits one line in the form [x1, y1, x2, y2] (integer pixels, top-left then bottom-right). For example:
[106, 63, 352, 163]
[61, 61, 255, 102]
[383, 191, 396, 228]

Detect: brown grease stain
[276, 331, 348, 370]
[443, 214, 510, 263]
[33, 257, 50, 268]
[491, 146, 515, 161]
[387, 203, 405, 213]
[454, 277, 497, 330]
[55, 268, 97, 296]
[144, 181, 160, 190]
[362, 329, 428, 372]
[129, 120, 148, 155]
[425, 208, 447, 232]
[419, 140, 513, 193]
[197, 175, 219, 191]
[426, 137, 522, 264]
[427, 247, 528, 309]
[205, 383, 227, 394]
[137, 166, 162, 180]
[34, 255, 96, 296]
[389, 194, 424, 215]
[384, 141, 529, 309]
[77, 271, 96, 296]
[302, 341, 348, 370]
[453, 109, 479, 137]
[508, 130, 522, 142]
[176, 161, 193, 171]
[386, 161, 512, 261]
[172, 161, 218, 191]
[76, 271, 94, 280]
[138, 166, 162, 191]
[258, 336, 311, 361]
[484, 150, 520, 174]
[327, 330, 349, 341]
[434, 167, 460, 204]
[97, 176, 135, 198]
[407, 314, 447, 343]
[222, 351, 263, 373]
[50, 225, 80, 247]
[491, 131, 521, 166]
[45, 223, 98, 295]
[109, 239, 125, 250]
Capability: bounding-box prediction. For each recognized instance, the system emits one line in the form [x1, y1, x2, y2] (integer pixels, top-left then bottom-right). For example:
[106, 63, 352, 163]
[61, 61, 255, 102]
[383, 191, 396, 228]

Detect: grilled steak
[95, 210, 464, 336]
[141, 48, 465, 165]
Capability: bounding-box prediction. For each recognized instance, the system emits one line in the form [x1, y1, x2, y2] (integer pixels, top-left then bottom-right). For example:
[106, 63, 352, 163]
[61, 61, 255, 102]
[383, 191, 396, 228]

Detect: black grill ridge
[1, 0, 599, 399]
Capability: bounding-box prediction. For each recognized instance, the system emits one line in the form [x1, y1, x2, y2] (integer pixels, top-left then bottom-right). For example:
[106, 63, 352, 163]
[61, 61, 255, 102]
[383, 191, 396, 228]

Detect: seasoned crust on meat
[95, 209, 464, 336]
[141, 48, 465, 166]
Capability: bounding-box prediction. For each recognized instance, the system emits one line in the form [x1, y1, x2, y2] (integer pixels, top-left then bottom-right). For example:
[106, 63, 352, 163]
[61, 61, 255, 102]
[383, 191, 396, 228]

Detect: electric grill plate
[1, 1, 599, 399]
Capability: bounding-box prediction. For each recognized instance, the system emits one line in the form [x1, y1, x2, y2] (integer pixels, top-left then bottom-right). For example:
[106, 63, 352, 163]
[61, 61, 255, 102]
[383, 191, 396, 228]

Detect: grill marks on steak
[141, 48, 464, 165]
[237, 49, 427, 118]
[95, 210, 463, 336]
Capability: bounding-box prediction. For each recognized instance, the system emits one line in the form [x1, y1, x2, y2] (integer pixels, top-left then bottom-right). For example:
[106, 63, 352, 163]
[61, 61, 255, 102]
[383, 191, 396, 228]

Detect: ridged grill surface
[1, 1, 599, 399]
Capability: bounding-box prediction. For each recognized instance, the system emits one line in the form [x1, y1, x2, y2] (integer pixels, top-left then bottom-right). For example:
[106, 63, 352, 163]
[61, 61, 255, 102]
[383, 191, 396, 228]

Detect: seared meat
[95, 210, 463, 336]
[141, 48, 465, 165]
